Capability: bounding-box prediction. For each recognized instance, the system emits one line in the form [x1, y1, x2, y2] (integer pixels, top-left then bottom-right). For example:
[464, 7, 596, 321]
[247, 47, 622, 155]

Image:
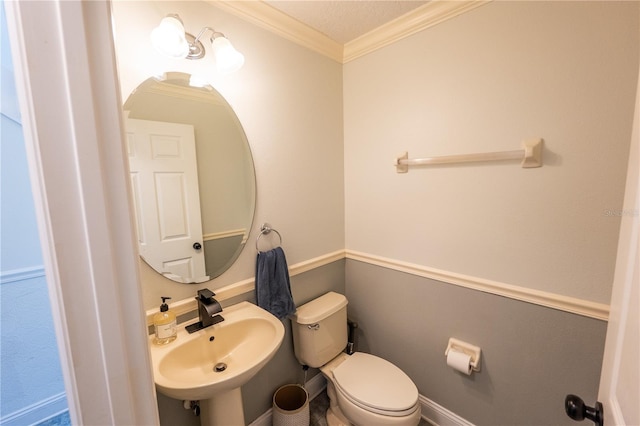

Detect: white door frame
[597, 55, 640, 425]
[4, 1, 159, 424]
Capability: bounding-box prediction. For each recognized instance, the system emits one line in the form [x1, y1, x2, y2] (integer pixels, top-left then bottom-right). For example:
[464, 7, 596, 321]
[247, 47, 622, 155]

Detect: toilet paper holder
[445, 338, 482, 372]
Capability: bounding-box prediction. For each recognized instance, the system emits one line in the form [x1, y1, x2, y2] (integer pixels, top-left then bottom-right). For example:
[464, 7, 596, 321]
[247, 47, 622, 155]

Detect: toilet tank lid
[292, 292, 347, 324]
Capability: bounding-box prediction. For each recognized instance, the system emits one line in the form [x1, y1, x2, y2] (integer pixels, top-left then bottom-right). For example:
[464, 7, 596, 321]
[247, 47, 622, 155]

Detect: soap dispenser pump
[153, 296, 177, 345]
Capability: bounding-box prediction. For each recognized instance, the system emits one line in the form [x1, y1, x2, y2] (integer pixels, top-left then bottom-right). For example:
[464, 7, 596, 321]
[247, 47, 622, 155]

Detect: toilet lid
[332, 352, 418, 415]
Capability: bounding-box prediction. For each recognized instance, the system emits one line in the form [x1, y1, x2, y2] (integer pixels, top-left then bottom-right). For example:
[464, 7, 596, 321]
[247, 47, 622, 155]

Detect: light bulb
[211, 36, 245, 74]
[150, 16, 189, 58]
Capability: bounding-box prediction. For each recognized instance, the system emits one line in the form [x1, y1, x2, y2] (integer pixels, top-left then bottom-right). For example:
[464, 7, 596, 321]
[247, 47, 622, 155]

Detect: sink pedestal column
[200, 388, 245, 426]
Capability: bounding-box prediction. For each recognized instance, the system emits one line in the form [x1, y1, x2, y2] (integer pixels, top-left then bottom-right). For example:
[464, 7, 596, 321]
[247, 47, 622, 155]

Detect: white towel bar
[395, 138, 543, 173]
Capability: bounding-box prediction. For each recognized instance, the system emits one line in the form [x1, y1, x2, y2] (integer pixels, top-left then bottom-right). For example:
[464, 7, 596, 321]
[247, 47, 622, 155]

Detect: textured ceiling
[264, 1, 429, 44]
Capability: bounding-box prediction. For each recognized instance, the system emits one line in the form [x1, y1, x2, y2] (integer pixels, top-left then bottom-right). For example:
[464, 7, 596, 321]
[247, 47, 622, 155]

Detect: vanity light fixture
[150, 14, 245, 74]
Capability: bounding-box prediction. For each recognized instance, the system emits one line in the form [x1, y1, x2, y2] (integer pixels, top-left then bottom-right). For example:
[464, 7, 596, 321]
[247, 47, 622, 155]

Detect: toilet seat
[332, 352, 418, 417]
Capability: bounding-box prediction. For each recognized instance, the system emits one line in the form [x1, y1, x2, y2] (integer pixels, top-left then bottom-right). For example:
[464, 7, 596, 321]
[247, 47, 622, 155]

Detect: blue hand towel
[255, 247, 295, 319]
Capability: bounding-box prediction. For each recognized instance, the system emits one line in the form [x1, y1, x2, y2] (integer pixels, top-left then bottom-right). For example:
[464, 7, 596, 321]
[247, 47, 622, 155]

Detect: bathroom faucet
[185, 288, 224, 333]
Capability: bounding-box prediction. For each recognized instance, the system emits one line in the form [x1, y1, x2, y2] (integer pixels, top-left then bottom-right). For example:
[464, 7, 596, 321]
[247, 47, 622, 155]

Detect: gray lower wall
[155, 258, 606, 426]
[345, 260, 607, 426]
[156, 260, 345, 426]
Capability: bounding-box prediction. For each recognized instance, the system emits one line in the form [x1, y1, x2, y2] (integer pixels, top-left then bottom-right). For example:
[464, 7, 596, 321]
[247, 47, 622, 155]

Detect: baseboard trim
[305, 372, 328, 400]
[419, 394, 475, 426]
[0, 392, 67, 426]
[248, 373, 327, 426]
[248, 375, 472, 426]
[345, 250, 609, 321]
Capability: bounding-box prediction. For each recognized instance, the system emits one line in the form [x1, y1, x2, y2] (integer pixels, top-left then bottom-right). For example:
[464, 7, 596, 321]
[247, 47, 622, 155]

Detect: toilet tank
[291, 292, 348, 368]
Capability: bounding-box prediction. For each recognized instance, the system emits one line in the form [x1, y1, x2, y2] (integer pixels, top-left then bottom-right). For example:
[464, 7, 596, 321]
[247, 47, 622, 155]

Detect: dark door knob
[565, 394, 603, 426]
[193, 242, 202, 250]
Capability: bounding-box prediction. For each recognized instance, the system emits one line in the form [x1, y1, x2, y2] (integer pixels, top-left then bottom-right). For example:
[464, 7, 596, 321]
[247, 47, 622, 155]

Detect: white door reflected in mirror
[126, 118, 208, 283]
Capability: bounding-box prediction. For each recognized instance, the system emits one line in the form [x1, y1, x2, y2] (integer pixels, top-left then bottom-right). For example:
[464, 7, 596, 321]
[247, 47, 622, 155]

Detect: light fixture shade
[211, 36, 245, 74]
[150, 16, 189, 58]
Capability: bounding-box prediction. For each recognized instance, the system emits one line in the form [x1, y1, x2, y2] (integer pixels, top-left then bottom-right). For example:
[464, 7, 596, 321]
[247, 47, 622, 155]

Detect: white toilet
[291, 292, 421, 426]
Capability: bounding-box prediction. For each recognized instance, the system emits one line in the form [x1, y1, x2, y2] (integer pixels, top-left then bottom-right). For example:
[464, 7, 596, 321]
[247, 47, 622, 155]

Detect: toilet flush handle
[307, 324, 320, 330]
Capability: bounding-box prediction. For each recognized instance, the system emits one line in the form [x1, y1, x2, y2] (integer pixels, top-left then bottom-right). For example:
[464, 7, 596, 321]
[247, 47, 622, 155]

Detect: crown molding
[208, 0, 490, 64]
[207, 0, 344, 63]
[343, 0, 491, 62]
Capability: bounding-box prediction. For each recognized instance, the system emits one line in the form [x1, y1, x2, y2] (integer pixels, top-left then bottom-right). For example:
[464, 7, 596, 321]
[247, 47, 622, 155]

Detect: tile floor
[309, 389, 330, 426]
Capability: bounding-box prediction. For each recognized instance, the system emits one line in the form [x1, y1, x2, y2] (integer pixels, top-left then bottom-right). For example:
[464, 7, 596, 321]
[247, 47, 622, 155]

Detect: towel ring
[256, 223, 283, 253]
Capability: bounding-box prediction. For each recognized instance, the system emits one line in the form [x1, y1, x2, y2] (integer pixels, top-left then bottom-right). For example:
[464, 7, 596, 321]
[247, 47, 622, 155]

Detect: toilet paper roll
[447, 349, 472, 375]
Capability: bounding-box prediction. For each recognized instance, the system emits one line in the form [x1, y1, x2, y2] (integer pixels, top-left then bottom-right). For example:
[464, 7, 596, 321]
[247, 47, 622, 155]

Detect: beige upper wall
[112, 0, 638, 308]
[111, 0, 345, 309]
[344, 1, 639, 304]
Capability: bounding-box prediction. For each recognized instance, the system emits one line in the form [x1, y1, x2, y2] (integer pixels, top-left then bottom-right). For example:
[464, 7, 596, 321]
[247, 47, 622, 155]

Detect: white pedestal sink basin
[148, 301, 285, 426]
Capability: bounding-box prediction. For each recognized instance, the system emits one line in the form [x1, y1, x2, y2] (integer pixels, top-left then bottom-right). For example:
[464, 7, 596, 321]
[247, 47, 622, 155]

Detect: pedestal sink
[148, 301, 285, 426]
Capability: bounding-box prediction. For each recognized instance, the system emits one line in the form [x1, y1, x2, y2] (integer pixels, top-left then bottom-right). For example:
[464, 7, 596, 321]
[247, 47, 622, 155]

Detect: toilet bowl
[322, 352, 422, 426]
[291, 292, 421, 426]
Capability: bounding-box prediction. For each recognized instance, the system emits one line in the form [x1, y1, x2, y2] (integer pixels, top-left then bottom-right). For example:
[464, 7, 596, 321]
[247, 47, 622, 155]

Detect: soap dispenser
[153, 296, 177, 345]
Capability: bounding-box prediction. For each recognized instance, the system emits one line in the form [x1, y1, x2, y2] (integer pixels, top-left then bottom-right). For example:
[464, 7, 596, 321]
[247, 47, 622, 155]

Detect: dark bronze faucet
[185, 288, 224, 333]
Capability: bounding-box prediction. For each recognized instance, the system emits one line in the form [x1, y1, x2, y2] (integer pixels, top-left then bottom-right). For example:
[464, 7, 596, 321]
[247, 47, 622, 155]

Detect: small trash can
[272, 384, 309, 426]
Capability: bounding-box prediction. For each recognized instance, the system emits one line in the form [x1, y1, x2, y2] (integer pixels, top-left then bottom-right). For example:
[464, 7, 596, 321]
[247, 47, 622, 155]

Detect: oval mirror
[123, 72, 256, 283]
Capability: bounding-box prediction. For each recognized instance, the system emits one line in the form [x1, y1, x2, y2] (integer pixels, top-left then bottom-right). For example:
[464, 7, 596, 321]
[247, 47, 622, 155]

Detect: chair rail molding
[149, 249, 608, 324]
[345, 250, 609, 321]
